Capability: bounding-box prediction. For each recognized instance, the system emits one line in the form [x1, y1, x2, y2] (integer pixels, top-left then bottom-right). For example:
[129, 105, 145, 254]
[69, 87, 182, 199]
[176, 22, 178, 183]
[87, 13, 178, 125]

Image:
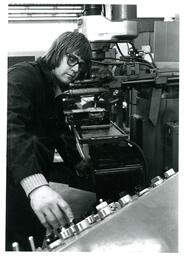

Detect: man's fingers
[50, 205, 65, 227]
[42, 208, 61, 230]
[36, 210, 52, 231]
[57, 199, 74, 223]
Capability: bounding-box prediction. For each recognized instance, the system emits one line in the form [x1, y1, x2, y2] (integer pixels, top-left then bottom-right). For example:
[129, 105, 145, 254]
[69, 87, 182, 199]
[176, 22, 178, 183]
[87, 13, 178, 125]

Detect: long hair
[42, 31, 92, 71]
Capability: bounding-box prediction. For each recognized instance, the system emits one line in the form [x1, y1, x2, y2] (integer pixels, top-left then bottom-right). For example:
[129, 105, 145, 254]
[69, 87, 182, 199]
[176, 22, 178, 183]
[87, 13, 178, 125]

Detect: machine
[61, 4, 179, 199]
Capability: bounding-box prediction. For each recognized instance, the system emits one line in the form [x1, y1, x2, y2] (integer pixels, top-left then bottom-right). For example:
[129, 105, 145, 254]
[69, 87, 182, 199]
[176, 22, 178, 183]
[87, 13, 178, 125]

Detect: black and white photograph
[0, 0, 183, 254]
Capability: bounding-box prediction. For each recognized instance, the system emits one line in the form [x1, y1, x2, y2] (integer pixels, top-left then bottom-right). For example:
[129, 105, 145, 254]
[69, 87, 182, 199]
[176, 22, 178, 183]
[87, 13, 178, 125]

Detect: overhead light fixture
[8, 4, 84, 22]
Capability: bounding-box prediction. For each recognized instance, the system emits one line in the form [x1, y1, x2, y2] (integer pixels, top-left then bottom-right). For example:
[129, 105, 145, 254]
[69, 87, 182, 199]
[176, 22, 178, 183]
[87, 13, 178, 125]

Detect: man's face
[52, 53, 85, 84]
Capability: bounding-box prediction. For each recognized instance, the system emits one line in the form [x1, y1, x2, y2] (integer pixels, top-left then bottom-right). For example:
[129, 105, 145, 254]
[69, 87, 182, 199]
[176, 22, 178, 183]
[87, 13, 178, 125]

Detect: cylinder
[119, 194, 132, 207]
[151, 176, 164, 187]
[104, 5, 137, 21]
[69, 224, 77, 235]
[84, 5, 102, 15]
[164, 168, 176, 178]
[60, 228, 73, 240]
[64, 88, 108, 96]
[76, 219, 90, 232]
[98, 205, 112, 219]
[86, 214, 96, 225]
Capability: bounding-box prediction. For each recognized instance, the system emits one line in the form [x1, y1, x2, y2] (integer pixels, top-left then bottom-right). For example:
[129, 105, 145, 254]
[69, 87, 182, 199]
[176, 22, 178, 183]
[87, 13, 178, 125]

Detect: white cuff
[20, 173, 49, 197]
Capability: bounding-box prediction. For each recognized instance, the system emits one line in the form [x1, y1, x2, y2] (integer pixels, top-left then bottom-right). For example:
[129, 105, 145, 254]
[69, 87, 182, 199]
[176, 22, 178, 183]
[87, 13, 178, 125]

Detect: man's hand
[29, 186, 74, 232]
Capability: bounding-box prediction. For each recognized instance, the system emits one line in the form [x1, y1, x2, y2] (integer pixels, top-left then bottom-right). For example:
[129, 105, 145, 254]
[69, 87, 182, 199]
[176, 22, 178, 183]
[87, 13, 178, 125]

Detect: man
[6, 31, 92, 251]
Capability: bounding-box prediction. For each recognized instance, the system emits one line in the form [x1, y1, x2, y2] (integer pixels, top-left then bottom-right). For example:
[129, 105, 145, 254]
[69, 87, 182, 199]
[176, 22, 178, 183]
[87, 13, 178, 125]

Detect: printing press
[10, 4, 179, 252]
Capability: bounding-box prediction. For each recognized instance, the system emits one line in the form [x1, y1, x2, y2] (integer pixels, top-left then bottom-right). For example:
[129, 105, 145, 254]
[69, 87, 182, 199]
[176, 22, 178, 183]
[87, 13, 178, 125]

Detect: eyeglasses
[66, 53, 86, 70]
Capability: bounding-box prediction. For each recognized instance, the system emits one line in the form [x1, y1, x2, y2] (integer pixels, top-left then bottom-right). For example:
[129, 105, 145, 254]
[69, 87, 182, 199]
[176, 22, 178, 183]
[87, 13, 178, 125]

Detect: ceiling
[8, 0, 82, 4]
[8, 2, 85, 22]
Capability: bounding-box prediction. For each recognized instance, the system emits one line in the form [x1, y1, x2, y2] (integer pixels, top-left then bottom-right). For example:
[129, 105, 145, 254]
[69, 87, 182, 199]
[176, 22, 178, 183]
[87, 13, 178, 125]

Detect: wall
[8, 21, 78, 55]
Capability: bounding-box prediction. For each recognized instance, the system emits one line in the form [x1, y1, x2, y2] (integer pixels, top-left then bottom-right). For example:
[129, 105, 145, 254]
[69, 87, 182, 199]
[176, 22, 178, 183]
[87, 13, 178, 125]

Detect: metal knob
[96, 199, 112, 219]
[108, 202, 116, 211]
[85, 214, 96, 224]
[98, 205, 112, 219]
[164, 168, 176, 178]
[47, 239, 64, 250]
[119, 194, 132, 207]
[76, 219, 90, 233]
[60, 227, 73, 240]
[137, 188, 150, 196]
[151, 176, 164, 187]
[96, 199, 108, 211]
[12, 242, 20, 251]
[93, 213, 100, 222]
[69, 224, 78, 235]
[114, 201, 122, 209]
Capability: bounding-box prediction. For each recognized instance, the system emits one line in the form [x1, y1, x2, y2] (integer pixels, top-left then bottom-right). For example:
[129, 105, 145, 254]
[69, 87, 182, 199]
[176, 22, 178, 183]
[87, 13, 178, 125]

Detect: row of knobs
[12, 168, 176, 251]
[46, 168, 176, 250]
[45, 195, 133, 251]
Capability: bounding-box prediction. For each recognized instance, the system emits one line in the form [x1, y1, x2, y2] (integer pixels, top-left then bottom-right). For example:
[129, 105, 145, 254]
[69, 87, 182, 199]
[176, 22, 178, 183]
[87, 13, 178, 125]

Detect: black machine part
[70, 122, 146, 200]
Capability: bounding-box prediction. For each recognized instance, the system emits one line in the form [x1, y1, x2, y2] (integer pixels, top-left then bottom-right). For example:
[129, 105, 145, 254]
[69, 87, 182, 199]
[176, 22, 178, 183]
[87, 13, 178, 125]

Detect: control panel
[12, 168, 177, 252]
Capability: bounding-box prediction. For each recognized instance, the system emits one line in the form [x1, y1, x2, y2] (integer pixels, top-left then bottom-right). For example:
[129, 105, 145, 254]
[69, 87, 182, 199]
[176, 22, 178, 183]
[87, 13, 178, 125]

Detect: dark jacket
[7, 58, 81, 186]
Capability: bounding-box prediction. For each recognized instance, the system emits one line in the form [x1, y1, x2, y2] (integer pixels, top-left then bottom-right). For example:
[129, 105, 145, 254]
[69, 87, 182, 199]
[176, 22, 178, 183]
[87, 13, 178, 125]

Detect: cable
[124, 138, 149, 186]
[128, 41, 139, 54]
[126, 42, 130, 54]
[137, 52, 157, 69]
[115, 43, 131, 61]
[116, 41, 158, 70]
[134, 60, 157, 70]
[145, 52, 158, 68]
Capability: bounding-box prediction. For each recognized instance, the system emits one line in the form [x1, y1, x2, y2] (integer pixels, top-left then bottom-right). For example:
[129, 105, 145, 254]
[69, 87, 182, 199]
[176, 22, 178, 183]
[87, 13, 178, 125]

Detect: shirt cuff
[20, 173, 49, 197]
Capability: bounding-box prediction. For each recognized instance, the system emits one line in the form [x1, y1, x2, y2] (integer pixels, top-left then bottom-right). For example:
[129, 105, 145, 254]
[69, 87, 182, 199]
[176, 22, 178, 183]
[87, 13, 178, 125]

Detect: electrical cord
[115, 43, 131, 61]
[111, 121, 148, 186]
[144, 52, 158, 68]
[134, 60, 156, 70]
[136, 55, 157, 69]
[124, 138, 149, 186]
[116, 42, 157, 70]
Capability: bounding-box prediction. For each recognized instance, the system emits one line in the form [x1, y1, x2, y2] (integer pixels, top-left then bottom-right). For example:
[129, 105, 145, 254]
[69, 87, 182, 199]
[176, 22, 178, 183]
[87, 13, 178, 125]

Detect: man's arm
[20, 174, 73, 231]
[8, 66, 74, 230]
[7, 66, 42, 183]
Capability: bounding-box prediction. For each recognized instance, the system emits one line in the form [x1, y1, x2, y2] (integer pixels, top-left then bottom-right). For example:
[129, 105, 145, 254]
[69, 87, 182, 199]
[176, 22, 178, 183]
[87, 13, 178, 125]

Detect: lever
[12, 242, 20, 251]
[28, 236, 36, 251]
